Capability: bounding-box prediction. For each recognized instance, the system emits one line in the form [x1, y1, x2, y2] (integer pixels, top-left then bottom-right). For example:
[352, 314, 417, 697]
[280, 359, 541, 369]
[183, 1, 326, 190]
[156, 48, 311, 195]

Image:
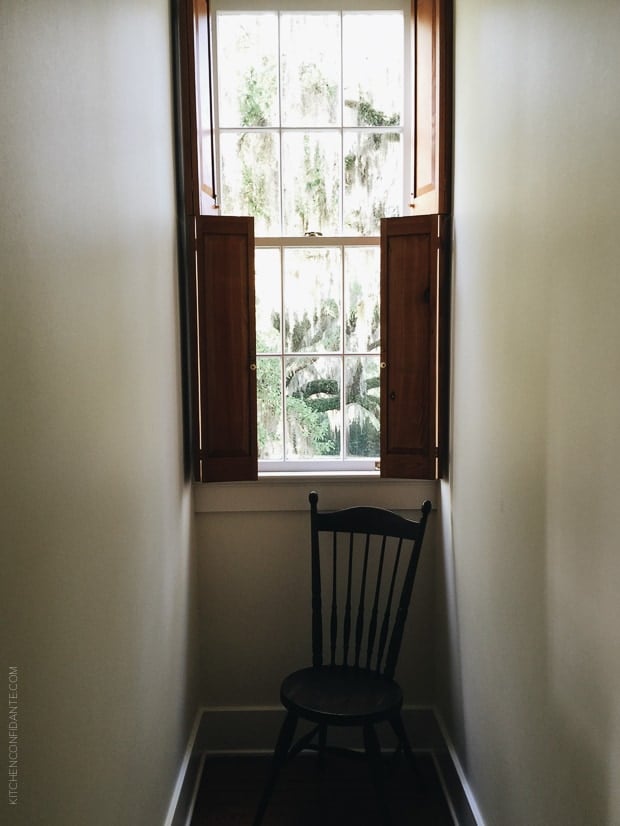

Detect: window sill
[193, 474, 437, 513]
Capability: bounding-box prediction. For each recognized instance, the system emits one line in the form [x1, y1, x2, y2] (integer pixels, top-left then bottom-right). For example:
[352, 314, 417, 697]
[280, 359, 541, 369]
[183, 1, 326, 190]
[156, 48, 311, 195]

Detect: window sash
[211, 6, 411, 236]
[256, 236, 380, 472]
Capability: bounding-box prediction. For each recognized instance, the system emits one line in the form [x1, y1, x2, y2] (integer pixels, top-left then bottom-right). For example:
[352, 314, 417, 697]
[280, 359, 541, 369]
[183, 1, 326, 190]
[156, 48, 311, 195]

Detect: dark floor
[191, 751, 455, 825]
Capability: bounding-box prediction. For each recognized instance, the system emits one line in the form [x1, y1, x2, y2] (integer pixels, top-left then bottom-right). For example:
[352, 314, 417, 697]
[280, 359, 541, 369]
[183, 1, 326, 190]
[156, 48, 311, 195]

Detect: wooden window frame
[176, 0, 452, 482]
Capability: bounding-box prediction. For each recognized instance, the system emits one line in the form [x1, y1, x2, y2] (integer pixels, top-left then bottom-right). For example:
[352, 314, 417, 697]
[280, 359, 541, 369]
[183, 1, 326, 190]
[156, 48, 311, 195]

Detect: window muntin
[212, 3, 408, 471]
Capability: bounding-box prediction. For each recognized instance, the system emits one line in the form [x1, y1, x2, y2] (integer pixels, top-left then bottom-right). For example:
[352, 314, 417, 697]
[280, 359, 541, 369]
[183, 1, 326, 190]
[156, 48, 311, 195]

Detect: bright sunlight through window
[213, 2, 408, 471]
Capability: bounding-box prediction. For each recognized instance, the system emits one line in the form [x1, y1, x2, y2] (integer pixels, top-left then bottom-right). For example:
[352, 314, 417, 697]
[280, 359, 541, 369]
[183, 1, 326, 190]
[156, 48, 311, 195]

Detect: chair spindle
[330, 533, 338, 666]
[354, 533, 371, 668]
[366, 535, 388, 670]
[342, 532, 354, 666]
[375, 537, 403, 672]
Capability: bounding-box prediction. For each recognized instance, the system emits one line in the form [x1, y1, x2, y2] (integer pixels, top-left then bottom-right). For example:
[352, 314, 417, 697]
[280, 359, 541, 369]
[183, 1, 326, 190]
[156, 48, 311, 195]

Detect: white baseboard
[163, 709, 204, 826]
[168, 704, 484, 826]
[433, 708, 486, 826]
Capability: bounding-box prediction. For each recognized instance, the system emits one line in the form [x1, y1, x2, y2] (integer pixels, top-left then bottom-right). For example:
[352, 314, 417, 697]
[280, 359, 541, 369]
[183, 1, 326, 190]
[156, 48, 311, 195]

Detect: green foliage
[343, 95, 401, 233]
[239, 61, 276, 127]
[344, 359, 380, 457]
[285, 298, 340, 353]
[294, 137, 339, 234]
[238, 133, 275, 224]
[258, 351, 380, 461]
[286, 395, 337, 456]
[256, 353, 282, 456]
[235, 61, 278, 229]
[347, 418, 380, 456]
[290, 314, 311, 352]
[345, 96, 400, 128]
[299, 62, 338, 122]
[295, 378, 340, 414]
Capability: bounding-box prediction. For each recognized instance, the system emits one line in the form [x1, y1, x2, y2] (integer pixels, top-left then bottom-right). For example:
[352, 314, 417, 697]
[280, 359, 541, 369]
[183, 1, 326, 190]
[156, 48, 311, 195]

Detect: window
[179, 0, 452, 482]
[214, 3, 405, 472]
[213, 6, 406, 238]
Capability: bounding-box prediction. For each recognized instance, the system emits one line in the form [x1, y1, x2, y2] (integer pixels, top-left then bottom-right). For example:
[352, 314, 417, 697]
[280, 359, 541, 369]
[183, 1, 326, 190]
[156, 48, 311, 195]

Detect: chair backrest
[309, 491, 432, 681]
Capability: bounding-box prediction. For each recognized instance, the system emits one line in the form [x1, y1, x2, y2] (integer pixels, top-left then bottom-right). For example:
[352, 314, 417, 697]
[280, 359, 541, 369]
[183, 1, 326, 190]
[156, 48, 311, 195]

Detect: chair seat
[281, 666, 403, 726]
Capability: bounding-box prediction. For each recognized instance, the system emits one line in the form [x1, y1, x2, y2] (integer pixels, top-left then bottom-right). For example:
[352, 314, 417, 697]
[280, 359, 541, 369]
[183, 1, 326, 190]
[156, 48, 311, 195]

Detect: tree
[227, 25, 384, 460]
[343, 96, 401, 234]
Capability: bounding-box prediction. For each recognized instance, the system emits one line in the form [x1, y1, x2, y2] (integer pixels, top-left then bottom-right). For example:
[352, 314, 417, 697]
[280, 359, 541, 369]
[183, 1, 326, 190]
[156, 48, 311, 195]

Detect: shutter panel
[181, 0, 218, 216]
[195, 216, 257, 482]
[177, 0, 196, 218]
[410, 0, 452, 215]
[380, 215, 440, 480]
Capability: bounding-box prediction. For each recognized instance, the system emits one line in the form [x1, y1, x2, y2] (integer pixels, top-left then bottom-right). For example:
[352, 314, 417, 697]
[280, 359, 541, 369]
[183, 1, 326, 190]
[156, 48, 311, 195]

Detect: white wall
[194, 478, 438, 748]
[1, 2, 198, 824]
[437, 0, 620, 823]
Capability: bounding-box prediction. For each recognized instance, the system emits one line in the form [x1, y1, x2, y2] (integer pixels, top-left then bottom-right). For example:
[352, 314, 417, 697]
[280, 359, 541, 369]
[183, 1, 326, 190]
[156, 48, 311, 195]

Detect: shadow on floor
[191, 752, 455, 825]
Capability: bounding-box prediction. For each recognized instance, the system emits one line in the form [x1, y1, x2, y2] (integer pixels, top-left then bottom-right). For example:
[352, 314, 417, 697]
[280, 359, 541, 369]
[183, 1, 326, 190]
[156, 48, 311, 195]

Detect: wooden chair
[253, 491, 433, 826]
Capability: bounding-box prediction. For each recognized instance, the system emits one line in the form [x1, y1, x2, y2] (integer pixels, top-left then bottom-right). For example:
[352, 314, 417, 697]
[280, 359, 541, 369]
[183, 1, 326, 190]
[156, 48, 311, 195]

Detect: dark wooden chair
[253, 491, 433, 826]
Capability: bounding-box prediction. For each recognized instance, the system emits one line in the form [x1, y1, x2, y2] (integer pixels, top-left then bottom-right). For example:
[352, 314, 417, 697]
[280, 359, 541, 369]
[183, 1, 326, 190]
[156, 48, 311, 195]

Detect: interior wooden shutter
[410, 0, 453, 215]
[195, 215, 258, 482]
[180, 0, 258, 482]
[191, 0, 218, 215]
[380, 214, 444, 479]
[178, 0, 217, 216]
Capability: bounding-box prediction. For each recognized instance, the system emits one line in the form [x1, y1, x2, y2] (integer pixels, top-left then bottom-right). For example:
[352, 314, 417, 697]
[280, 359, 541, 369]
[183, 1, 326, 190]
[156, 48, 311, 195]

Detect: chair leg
[318, 724, 327, 770]
[390, 713, 414, 762]
[363, 723, 392, 826]
[253, 710, 298, 826]
[390, 713, 425, 789]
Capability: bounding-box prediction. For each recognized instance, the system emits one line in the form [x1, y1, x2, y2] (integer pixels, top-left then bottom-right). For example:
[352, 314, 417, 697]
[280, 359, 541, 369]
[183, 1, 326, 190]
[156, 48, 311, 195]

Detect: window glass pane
[257, 357, 284, 459]
[255, 248, 282, 354]
[282, 132, 341, 235]
[285, 355, 341, 459]
[343, 131, 402, 234]
[280, 13, 341, 127]
[342, 13, 403, 128]
[219, 132, 281, 235]
[216, 13, 279, 128]
[345, 356, 380, 457]
[284, 248, 341, 353]
[344, 247, 380, 353]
